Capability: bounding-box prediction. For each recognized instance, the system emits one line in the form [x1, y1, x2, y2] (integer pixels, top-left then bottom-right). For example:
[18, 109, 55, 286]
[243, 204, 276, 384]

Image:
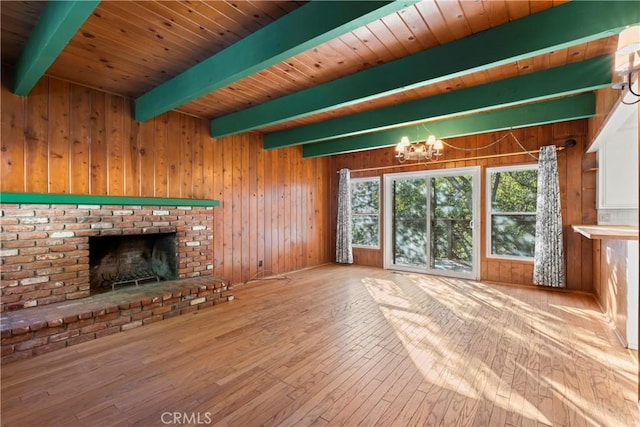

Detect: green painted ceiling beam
[135, 0, 418, 122]
[211, 1, 639, 138]
[264, 55, 611, 148]
[13, 0, 100, 96]
[302, 94, 595, 158]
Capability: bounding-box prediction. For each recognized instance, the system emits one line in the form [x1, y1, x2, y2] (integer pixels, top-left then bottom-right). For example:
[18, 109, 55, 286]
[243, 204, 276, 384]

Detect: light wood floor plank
[1, 265, 638, 427]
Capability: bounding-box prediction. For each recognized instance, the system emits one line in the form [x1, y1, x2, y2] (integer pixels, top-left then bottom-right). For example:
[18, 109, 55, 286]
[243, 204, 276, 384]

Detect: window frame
[350, 176, 381, 250]
[485, 164, 538, 261]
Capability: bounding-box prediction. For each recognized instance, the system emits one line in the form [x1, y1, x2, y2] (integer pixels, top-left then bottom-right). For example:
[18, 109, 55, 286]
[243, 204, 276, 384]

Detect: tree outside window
[487, 165, 538, 259]
[351, 178, 380, 248]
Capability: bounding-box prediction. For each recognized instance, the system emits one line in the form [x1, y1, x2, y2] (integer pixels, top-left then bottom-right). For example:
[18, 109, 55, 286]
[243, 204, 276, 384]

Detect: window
[351, 177, 380, 248]
[486, 165, 538, 259]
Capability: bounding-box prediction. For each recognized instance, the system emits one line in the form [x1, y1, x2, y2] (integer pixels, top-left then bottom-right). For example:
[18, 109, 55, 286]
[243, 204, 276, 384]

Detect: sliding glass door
[384, 167, 480, 280]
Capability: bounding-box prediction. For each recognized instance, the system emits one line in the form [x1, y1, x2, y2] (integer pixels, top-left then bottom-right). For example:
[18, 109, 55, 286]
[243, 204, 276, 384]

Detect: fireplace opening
[89, 233, 178, 294]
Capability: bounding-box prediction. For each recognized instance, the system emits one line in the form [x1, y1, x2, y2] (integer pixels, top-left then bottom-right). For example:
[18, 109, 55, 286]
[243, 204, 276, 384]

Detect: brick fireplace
[1, 202, 215, 312]
[1, 196, 232, 363]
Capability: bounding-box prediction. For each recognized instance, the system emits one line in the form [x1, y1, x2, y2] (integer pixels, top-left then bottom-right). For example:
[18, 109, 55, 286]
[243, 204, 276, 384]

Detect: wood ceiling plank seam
[69, 27, 210, 81]
[435, 0, 473, 41]
[457, 1, 492, 34]
[230, 1, 288, 27]
[395, 4, 439, 51]
[483, 0, 511, 28]
[197, 1, 276, 36]
[135, 1, 420, 122]
[504, 0, 531, 22]
[567, 45, 587, 65]
[49, 45, 176, 96]
[515, 57, 536, 76]
[134, 1, 227, 47]
[530, 1, 558, 15]
[350, 25, 398, 65]
[415, 1, 457, 45]
[263, 55, 611, 148]
[301, 94, 595, 158]
[88, 3, 223, 64]
[154, 1, 246, 43]
[548, 47, 570, 69]
[335, 30, 387, 70]
[13, 0, 100, 96]
[211, 1, 638, 137]
[378, 13, 425, 57]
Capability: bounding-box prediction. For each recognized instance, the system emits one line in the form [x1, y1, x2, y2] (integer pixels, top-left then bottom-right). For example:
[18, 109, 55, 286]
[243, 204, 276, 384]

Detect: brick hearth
[1, 275, 233, 364]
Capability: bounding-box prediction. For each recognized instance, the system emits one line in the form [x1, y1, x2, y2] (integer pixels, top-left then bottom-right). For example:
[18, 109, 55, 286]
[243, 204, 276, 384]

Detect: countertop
[572, 224, 639, 240]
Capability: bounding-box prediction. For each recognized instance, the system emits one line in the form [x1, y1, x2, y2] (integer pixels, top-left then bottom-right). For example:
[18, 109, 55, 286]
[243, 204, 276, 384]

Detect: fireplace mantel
[0, 193, 219, 207]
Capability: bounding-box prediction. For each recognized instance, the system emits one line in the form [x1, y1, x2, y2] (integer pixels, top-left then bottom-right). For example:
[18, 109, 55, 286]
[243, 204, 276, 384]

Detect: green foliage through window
[351, 178, 379, 248]
[488, 166, 538, 258]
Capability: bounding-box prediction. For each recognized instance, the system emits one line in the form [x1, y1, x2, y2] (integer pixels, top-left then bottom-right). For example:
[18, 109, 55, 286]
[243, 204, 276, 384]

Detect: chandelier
[395, 135, 444, 163]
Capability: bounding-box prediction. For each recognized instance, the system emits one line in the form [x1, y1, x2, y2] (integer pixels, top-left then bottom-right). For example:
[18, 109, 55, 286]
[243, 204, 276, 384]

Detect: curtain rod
[337, 146, 566, 174]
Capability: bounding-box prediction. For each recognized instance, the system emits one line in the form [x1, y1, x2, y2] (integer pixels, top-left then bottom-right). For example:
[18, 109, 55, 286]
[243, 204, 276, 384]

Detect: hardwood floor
[1, 265, 638, 426]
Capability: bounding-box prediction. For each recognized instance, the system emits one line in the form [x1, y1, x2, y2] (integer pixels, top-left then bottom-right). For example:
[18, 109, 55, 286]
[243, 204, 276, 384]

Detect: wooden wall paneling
[273, 148, 283, 273]
[1, 79, 25, 192]
[105, 93, 124, 195]
[191, 117, 204, 199]
[231, 134, 243, 282]
[139, 120, 155, 197]
[565, 136, 585, 290]
[240, 134, 250, 280]
[180, 114, 193, 198]
[211, 134, 224, 276]
[123, 99, 138, 196]
[166, 112, 182, 197]
[279, 148, 290, 274]
[253, 135, 264, 278]
[221, 135, 234, 281]
[264, 147, 275, 275]
[48, 78, 70, 194]
[24, 78, 49, 193]
[2, 75, 334, 287]
[69, 84, 91, 194]
[90, 91, 107, 195]
[153, 115, 168, 197]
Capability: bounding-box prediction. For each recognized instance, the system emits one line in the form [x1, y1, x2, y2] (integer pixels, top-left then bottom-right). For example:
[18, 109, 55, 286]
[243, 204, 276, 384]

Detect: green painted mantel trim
[264, 56, 611, 148]
[302, 94, 595, 158]
[135, 0, 418, 122]
[211, 1, 639, 137]
[0, 193, 220, 207]
[13, 0, 100, 96]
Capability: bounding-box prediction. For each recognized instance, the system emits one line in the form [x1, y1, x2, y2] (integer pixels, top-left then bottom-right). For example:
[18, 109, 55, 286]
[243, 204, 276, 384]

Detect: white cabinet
[589, 98, 638, 210]
[597, 126, 638, 209]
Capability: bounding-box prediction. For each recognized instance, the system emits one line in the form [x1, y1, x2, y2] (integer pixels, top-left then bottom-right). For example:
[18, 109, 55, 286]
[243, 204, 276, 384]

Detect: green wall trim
[264, 56, 611, 148]
[211, 1, 639, 137]
[135, 1, 418, 122]
[0, 193, 219, 207]
[302, 94, 595, 158]
[13, 0, 100, 96]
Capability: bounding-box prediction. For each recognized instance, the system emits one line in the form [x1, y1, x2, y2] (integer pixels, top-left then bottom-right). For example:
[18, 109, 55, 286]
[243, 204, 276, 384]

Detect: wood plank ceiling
[2, 1, 637, 157]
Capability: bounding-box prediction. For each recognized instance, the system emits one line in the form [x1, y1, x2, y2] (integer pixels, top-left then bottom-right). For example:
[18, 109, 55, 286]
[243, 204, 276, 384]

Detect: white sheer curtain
[533, 145, 565, 287]
[336, 168, 353, 264]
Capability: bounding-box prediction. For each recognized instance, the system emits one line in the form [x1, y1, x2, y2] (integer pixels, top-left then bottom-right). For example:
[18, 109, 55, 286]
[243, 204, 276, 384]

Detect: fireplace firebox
[89, 233, 178, 294]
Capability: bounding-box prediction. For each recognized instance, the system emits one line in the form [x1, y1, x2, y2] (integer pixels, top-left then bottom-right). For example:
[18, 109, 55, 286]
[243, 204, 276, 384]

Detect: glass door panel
[384, 167, 479, 279]
[429, 174, 474, 275]
[391, 177, 427, 269]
